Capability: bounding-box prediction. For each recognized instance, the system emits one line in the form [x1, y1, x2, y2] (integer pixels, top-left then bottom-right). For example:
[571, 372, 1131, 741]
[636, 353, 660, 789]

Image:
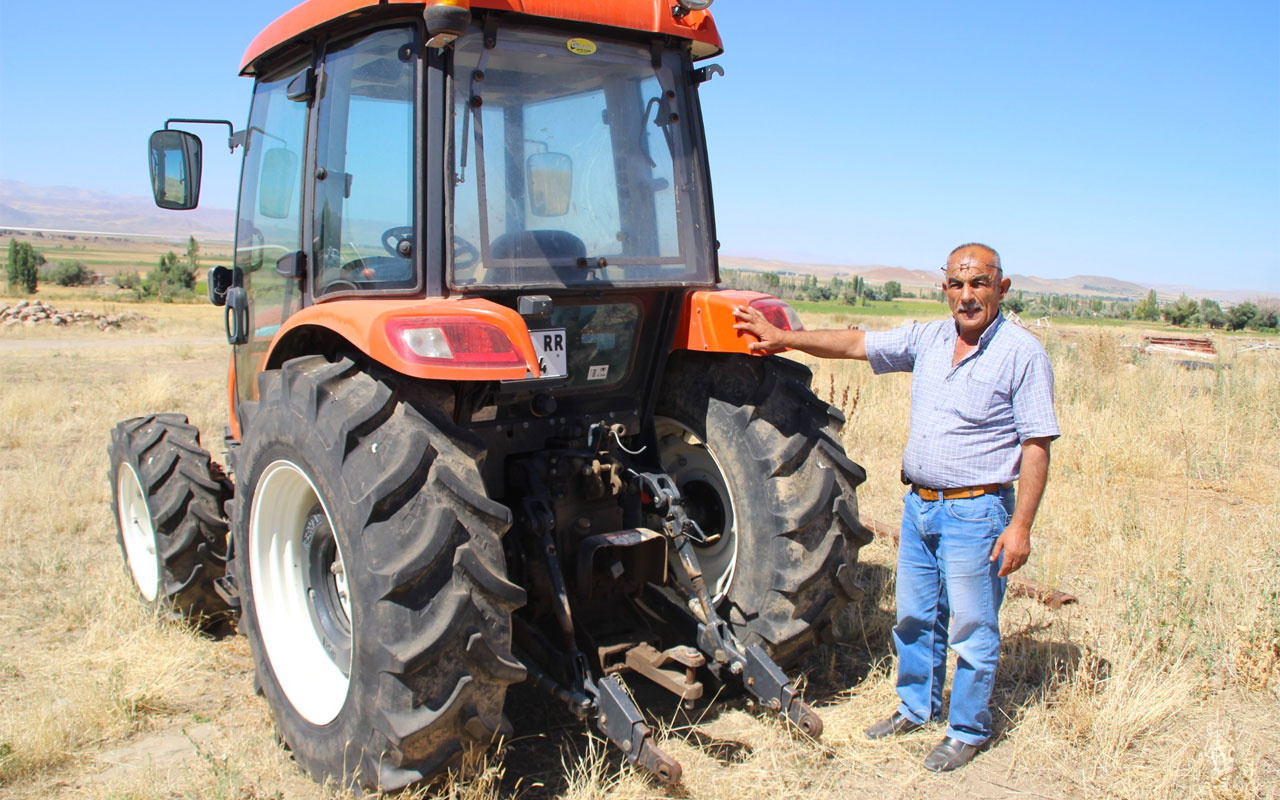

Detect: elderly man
[732, 243, 1058, 772]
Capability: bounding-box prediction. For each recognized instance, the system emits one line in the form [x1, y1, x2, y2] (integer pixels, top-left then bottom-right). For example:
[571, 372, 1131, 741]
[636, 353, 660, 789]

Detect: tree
[1255, 305, 1279, 331]
[1162, 294, 1199, 327]
[1199, 299, 1227, 330]
[1227, 302, 1258, 331]
[143, 251, 197, 298]
[1133, 289, 1160, 321]
[883, 280, 902, 300]
[1003, 293, 1026, 314]
[184, 236, 201, 273]
[6, 239, 43, 294]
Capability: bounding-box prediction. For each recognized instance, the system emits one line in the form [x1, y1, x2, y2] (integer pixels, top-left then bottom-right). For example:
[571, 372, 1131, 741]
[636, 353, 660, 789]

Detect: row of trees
[4, 236, 202, 299]
[721, 270, 1279, 333]
[724, 270, 906, 304]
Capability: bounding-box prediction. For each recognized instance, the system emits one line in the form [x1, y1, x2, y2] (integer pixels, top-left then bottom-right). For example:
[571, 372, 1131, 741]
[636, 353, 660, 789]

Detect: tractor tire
[655, 351, 872, 666]
[232, 355, 525, 792]
[108, 413, 234, 629]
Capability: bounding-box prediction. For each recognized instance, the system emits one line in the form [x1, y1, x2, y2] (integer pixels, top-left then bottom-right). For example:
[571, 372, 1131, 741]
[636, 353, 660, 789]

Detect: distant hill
[719, 256, 1276, 306]
[0, 181, 1272, 304]
[0, 180, 233, 241]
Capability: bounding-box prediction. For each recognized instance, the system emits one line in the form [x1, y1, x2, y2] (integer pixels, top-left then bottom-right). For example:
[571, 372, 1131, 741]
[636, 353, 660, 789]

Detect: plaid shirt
[864, 313, 1060, 488]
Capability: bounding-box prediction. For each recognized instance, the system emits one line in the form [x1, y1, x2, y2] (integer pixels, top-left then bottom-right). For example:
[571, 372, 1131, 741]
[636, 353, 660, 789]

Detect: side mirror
[207, 265, 234, 306]
[148, 130, 203, 210]
[259, 147, 299, 219]
[527, 152, 572, 217]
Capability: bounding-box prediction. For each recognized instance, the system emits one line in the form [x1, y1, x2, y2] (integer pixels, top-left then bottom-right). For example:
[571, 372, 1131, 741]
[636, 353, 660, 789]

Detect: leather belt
[912, 483, 1010, 502]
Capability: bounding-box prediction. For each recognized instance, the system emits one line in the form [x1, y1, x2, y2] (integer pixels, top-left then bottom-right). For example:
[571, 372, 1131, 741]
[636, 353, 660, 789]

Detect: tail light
[387, 317, 525, 368]
[749, 298, 804, 331]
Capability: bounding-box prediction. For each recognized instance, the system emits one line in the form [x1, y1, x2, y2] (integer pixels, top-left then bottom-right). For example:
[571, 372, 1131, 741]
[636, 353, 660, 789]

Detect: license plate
[530, 328, 567, 378]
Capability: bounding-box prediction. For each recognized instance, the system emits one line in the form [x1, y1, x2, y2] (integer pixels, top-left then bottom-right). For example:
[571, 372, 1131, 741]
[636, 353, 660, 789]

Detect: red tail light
[749, 298, 804, 331]
[387, 317, 525, 368]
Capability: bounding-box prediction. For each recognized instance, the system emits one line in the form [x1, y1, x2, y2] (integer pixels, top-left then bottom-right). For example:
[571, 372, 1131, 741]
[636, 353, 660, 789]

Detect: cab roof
[241, 0, 722, 75]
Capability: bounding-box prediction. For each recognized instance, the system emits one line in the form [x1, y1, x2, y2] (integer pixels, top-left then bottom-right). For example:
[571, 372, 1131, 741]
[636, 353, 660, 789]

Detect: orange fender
[266, 296, 541, 381]
[673, 289, 801, 355]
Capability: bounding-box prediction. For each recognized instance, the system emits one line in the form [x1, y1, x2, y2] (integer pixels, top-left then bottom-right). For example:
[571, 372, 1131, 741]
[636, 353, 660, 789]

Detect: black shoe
[864, 712, 924, 740]
[922, 736, 980, 772]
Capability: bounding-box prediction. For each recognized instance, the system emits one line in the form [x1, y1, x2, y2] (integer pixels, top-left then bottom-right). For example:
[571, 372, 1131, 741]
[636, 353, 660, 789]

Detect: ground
[0, 294, 1276, 799]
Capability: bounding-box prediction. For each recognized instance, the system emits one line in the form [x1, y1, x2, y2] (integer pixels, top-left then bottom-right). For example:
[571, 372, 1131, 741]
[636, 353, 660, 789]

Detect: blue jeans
[893, 487, 1013, 745]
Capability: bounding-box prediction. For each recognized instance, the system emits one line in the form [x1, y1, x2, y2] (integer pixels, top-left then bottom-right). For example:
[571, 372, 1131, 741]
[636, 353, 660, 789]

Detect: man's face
[943, 247, 1010, 339]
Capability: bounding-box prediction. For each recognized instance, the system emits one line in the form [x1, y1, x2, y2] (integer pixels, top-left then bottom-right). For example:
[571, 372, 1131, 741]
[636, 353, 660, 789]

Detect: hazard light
[676, 0, 715, 11]
[425, 0, 471, 48]
[749, 298, 804, 331]
[386, 317, 525, 368]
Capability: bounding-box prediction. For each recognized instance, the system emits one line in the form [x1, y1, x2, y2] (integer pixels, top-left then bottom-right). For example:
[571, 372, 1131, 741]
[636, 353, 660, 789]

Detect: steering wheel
[381, 226, 480, 272]
[453, 235, 480, 270]
[381, 226, 415, 257]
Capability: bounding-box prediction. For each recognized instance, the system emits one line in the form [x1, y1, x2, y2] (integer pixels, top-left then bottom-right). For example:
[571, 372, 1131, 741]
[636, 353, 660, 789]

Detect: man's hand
[732, 305, 789, 353]
[990, 521, 1031, 577]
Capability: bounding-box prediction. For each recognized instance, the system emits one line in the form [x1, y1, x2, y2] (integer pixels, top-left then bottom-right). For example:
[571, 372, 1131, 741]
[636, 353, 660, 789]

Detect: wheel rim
[117, 463, 160, 602]
[249, 460, 351, 725]
[655, 417, 738, 602]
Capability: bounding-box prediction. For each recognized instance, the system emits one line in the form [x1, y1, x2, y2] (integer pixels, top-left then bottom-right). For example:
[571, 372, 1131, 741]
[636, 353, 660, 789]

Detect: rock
[3, 319, 19, 328]
[14, 300, 30, 310]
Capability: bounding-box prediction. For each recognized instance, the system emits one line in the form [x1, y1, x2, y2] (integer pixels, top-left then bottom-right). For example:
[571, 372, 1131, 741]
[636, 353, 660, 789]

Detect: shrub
[48, 260, 92, 287]
[114, 270, 141, 290]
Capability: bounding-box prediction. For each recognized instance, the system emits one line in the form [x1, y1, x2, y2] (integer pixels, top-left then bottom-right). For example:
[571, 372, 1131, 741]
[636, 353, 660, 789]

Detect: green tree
[1162, 294, 1199, 327]
[1199, 299, 1227, 329]
[1133, 289, 1160, 321]
[184, 236, 200, 272]
[1227, 302, 1258, 331]
[883, 280, 902, 300]
[1255, 306, 1279, 330]
[143, 251, 197, 298]
[6, 239, 43, 294]
[1003, 293, 1026, 314]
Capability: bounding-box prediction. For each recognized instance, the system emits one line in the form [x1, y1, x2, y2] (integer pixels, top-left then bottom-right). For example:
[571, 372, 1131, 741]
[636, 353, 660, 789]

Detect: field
[0, 295, 1277, 799]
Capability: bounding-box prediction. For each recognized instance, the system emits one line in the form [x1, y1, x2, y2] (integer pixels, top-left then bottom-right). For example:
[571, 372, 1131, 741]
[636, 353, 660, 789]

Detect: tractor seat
[490, 230, 586, 262]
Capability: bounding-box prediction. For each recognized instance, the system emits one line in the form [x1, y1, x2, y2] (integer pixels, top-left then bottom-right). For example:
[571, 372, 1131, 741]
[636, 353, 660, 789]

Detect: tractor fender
[673, 289, 794, 354]
[264, 296, 541, 383]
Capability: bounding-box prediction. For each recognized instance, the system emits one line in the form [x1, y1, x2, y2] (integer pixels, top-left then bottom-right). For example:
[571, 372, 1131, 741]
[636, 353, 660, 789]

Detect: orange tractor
[110, 0, 871, 790]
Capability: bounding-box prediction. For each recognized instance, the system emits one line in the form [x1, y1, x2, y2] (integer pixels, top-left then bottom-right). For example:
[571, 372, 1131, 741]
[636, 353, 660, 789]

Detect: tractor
[109, 0, 872, 790]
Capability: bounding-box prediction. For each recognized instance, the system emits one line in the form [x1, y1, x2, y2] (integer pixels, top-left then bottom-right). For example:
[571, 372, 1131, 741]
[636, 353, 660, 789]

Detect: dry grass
[0, 307, 1276, 799]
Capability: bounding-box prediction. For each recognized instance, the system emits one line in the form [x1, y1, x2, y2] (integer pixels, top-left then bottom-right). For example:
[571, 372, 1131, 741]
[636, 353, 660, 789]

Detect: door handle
[225, 286, 249, 345]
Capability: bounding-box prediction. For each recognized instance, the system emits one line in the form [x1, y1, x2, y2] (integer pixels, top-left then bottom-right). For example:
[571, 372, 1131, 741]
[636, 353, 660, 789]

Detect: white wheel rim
[249, 459, 351, 725]
[655, 417, 739, 601]
[117, 463, 160, 602]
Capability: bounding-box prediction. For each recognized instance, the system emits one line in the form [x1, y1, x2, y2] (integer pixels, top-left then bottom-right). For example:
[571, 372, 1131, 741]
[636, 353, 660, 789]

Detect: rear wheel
[108, 414, 233, 628]
[233, 356, 525, 791]
[655, 352, 872, 665]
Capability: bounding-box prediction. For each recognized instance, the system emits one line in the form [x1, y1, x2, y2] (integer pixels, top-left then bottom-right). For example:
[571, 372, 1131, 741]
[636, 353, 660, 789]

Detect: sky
[0, 1, 1276, 292]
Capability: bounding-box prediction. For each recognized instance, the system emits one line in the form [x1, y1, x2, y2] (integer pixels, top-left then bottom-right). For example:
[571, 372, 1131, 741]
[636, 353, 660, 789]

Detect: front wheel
[655, 352, 872, 665]
[107, 413, 233, 629]
[233, 356, 525, 792]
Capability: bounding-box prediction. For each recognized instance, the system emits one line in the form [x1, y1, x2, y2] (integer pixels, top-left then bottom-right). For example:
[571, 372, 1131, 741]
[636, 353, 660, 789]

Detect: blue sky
[0, 1, 1276, 291]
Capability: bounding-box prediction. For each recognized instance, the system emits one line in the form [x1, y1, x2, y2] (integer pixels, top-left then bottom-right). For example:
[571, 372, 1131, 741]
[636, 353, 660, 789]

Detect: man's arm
[990, 436, 1051, 577]
[732, 305, 868, 360]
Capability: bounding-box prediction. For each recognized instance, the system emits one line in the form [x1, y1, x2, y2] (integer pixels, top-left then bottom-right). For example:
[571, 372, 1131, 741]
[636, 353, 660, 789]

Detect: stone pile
[0, 300, 149, 330]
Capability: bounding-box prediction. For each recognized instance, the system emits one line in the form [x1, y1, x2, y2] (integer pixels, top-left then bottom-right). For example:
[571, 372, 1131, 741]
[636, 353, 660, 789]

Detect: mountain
[718, 256, 1276, 305]
[0, 181, 1272, 304]
[0, 180, 234, 241]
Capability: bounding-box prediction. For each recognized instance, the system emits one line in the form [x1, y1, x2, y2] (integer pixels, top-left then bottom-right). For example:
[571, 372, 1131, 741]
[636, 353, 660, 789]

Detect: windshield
[450, 26, 714, 290]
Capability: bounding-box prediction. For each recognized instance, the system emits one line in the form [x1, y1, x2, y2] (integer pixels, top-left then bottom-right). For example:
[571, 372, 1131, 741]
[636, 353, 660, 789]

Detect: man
[732, 243, 1058, 772]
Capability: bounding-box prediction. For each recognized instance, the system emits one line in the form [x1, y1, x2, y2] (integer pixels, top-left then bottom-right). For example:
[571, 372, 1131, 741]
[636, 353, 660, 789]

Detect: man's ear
[999, 276, 1012, 299]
